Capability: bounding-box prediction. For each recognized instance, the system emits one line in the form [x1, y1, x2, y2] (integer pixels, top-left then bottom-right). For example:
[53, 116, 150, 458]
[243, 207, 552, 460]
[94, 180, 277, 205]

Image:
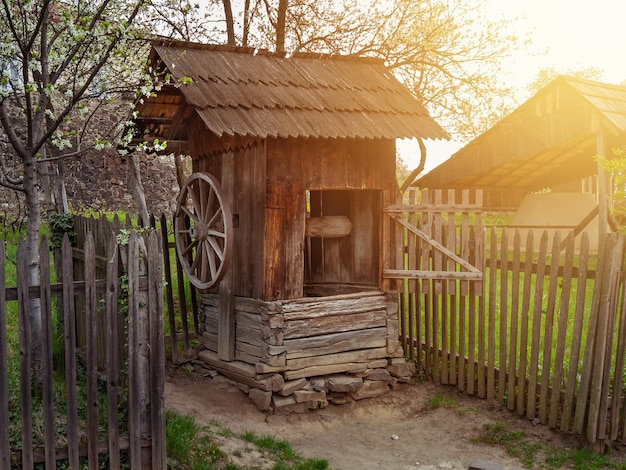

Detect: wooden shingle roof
[135, 40, 448, 142]
[415, 76, 626, 210]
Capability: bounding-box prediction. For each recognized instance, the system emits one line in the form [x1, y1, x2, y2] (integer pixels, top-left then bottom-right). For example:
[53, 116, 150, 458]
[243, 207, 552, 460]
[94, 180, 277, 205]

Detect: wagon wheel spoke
[178, 203, 197, 224]
[205, 239, 218, 279]
[205, 186, 216, 225]
[207, 236, 225, 262]
[174, 172, 233, 290]
[189, 181, 203, 219]
[181, 238, 199, 257]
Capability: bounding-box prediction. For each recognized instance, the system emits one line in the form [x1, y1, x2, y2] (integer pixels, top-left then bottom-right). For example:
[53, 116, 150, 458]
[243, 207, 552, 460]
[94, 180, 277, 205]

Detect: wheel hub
[189, 223, 208, 241]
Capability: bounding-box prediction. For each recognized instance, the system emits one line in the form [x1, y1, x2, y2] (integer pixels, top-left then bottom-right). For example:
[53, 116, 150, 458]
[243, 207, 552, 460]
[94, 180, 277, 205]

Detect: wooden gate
[384, 188, 485, 389]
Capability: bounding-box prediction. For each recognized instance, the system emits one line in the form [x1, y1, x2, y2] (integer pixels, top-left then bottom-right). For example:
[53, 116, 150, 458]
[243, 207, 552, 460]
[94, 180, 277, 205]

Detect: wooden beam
[597, 128, 609, 235]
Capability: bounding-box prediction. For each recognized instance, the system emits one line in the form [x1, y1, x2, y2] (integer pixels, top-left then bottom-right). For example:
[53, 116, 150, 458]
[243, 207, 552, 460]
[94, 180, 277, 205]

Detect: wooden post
[597, 128, 609, 235]
[219, 152, 236, 361]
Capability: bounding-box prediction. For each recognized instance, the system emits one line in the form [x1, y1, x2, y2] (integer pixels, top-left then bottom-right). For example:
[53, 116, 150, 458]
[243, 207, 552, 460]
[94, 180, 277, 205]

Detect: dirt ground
[164, 365, 585, 470]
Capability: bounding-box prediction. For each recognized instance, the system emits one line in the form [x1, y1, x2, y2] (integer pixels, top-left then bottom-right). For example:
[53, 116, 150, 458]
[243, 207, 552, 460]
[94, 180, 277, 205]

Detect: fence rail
[0, 224, 166, 468]
[393, 188, 626, 449]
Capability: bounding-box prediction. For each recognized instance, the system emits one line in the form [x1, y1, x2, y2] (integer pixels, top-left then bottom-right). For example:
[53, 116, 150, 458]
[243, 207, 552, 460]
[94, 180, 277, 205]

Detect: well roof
[415, 76, 626, 209]
[134, 40, 448, 143]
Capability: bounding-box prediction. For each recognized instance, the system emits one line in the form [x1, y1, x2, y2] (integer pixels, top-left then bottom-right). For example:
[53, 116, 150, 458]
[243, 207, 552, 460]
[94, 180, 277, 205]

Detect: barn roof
[133, 40, 448, 145]
[415, 76, 626, 210]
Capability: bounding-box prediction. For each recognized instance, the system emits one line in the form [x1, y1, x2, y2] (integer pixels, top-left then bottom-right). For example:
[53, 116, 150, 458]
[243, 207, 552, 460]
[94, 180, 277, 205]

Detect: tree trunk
[276, 0, 288, 52]
[173, 153, 185, 190]
[222, 0, 236, 46]
[129, 152, 150, 227]
[23, 152, 43, 389]
[242, 0, 251, 46]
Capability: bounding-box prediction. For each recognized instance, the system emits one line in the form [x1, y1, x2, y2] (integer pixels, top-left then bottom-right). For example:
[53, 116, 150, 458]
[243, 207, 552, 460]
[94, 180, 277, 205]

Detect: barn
[416, 76, 626, 249]
[133, 40, 448, 410]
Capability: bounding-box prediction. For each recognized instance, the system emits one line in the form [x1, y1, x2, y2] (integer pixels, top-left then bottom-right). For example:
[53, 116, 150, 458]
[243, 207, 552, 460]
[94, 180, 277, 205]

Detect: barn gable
[416, 76, 626, 211]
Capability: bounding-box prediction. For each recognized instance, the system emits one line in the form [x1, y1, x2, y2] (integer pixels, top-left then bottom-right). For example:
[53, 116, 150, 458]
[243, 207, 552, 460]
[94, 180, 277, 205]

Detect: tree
[187, 0, 526, 141]
[0, 0, 149, 385]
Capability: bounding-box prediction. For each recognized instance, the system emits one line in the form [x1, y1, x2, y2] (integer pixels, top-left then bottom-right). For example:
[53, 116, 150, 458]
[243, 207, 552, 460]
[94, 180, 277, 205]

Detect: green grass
[474, 422, 626, 470]
[427, 391, 460, 410]
[166, 412, 330, 470]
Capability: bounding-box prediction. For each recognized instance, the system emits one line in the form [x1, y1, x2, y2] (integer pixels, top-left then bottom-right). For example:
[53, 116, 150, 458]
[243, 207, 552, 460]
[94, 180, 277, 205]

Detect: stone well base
[191, 349, 415, 413]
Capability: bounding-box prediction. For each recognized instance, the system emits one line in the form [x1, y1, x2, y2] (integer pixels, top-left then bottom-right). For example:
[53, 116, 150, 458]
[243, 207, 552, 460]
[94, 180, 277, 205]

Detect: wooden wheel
[174, 172, 233, 290]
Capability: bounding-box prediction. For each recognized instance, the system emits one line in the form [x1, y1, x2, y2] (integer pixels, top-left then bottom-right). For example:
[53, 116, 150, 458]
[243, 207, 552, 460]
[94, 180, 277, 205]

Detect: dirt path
[164, 370, 566, 469]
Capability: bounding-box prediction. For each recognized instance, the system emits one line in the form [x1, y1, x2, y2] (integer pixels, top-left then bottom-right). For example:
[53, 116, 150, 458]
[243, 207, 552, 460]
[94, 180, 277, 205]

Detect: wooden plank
[447, 190, 457, 385]
[84, 234, 99, 470]
[422, 191, 432, 378]
[0, 236, 8, 469]
[105, 235, 121, 470]
[497, 229, 508, 405]
[385, 203, 483, 213]
[285, 333, 387, 360]
[561, 233, 589, 433]
[612, 254, 626, 440]
[283, 309, 388, 339]
[218, 271, 235, 361]
[588, 234, 623, 443]
[457, 190, 470, 391]
[381, 189, 392, 293]
[433, 189, 443, 298]
[202, 332, 218, 351]
[458, 288, 467, 392]
[549, 233, 574, 428]
[383, 269, 482, 280]
[284, 326, 387, 352]
[526, 231, 548, 421]
[573, 233, 605, 435]
[539, 232, 561, 424]
[517, 230, 534, 417]
[17, 240, 33, 470]
[507, 230, 521, 411]
[174, 238, 190, 351]
[62, 235, 80, 469]
[286, 347, 388, 370]
[498, 229, 513, 405]
[127, 233, 142, 469]
[460, 190, 471, 297]
[161, 214, 179, 363]
[389, 215, 482, 274]
[236, 323, 265, 348]
[218, 142, 237, 362]
[264, 208, 286, 300]
[280, 294, 386, 319]
[284, 361, 374, 380]
[198, 349, 258, 378]
[486, 228, 498, 400]
[406, 190, 417, 361]
[148, 232, 166, 469]
[237, 310, 282, 329]
[39, 237, 56, 469]
[468, 226, 478, 396]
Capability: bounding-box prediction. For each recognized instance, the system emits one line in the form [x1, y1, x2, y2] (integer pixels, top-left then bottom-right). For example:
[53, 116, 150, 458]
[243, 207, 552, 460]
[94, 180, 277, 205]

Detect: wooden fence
[72, 214, 200, 365]
[394, 188, 626, 449]
[0, 228, 166, 469]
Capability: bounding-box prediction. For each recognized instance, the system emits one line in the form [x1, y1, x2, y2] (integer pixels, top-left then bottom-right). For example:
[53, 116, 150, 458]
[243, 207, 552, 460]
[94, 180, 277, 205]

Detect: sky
[402, 0, 626, 173]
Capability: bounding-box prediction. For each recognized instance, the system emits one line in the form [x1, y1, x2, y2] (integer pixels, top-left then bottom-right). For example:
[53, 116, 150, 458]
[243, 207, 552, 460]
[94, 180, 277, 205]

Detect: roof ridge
[558, 74, 626, 91]
[151, 38, 384, 65]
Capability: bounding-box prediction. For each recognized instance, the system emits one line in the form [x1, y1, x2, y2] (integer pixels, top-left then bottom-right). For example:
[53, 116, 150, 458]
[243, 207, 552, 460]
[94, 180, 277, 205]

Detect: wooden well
[132, 41, 447, 411]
